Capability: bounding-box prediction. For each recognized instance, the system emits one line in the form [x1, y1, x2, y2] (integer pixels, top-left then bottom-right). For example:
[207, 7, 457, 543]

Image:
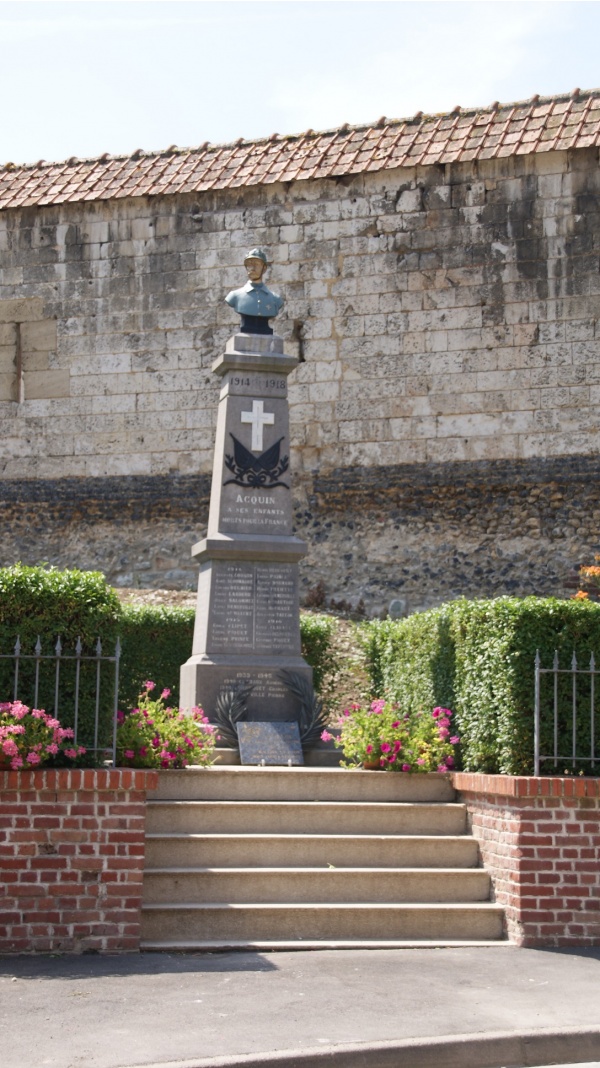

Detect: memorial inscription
[208, 562, 299, 656]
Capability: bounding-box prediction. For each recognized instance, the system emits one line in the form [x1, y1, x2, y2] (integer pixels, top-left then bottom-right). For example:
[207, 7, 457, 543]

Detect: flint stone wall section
[0, 147, 599, 609]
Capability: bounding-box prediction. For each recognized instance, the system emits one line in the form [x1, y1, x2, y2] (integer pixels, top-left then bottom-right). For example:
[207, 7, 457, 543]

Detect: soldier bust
[225, 248, 284, 335]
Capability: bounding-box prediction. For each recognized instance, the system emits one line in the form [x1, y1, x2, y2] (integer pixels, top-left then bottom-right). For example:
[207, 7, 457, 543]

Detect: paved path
[1, 946, 599, 1068]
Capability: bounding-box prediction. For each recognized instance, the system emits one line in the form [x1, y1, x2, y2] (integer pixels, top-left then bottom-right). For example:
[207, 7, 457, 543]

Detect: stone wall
[0, 146, 599, 608]
[453, 773, 600, 947]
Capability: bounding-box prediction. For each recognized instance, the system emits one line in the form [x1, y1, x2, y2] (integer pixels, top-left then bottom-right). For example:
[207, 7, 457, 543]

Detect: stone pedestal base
[179, 654, 313, 722]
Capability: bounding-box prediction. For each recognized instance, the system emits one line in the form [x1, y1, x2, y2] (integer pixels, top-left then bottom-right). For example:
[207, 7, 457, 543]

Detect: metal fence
[0, 636, 121, 764]
[534, 650, 599, 776]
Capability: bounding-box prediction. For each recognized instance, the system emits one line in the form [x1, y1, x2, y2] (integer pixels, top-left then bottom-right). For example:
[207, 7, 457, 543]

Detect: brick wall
[0, 768, 157, 954]
[452, 773, 600, 947]
[0, 146, 599, 606]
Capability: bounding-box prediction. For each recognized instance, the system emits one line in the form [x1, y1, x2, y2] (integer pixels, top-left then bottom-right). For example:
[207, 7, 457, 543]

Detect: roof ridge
[3, 86, 598, 172]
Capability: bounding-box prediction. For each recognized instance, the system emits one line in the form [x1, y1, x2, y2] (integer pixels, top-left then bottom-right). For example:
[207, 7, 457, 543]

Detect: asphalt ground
[1, 946, 599, 1068]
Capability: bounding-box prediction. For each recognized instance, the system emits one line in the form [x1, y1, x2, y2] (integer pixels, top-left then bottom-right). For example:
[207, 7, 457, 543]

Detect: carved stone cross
[241, 399, 275, 452]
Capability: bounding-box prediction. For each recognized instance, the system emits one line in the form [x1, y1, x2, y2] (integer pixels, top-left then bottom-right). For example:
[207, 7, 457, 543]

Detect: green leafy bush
[361, 597, 600, 775]
[0, 565, 120, 748]
[0, 566, 338, 731]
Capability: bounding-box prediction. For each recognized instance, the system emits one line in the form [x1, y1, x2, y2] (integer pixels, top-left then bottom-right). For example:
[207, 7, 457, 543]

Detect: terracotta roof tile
[1, 88, 599, 211]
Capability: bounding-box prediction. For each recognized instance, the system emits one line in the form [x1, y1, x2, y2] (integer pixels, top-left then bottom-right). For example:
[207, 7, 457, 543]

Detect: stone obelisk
[179, 249, 312, 721]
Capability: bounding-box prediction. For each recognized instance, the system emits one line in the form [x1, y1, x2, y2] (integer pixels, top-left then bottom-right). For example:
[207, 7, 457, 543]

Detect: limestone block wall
[0, 146, 599, 608]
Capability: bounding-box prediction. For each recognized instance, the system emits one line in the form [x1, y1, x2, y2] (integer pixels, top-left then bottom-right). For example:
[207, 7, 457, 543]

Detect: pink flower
[393, 740, 402, 752]
[139, 746, 147, 757]
[416, 757, 425, 766]
[2, 740, 19, 757]
[26, 752, 41, 765]
[401, 763, 411, 772]
[438, 727, 449, 739]
[143, 681, 156, 692]
[432, 709, 441, 719]
[45, 743, 59, 755]
[10, 756, 23, 769]
[450, 736, 460, 745]
[124, 750, 135, 759]
[321, 730, 333, 742]
[445, 755, 455, 768]
[391, 720, 400, 729]
[437, 763, 448, 773]
[63, 749, 78, 760]
[388, 754, 396, 763]
[161, 688, 171, 699]
[380, 742, 392, 753]
[365, 744, 373, 754]
[117, 710, 125, 723]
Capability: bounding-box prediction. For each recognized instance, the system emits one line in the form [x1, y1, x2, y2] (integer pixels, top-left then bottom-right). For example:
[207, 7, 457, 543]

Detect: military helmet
[244, 247, 268, 267]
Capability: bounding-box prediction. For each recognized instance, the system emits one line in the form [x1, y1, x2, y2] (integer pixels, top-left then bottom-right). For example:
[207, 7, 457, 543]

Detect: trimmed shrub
[0, 565, 120, 748]
[0, 566, 338, 724]
[361, 597, 600, 775]
[118, 604, 195, 708]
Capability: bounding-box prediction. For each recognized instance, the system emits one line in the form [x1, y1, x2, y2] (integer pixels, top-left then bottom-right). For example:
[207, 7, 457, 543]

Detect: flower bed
[322, 699, 459, 771]
[0, 701, 85, 770]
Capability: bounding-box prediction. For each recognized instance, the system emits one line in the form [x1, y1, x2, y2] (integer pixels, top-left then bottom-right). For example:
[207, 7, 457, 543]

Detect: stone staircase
[140, 767, 505, 950]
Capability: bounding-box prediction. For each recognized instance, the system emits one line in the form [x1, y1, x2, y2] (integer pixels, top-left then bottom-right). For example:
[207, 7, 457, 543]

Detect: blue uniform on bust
[225, 248, 284, 335]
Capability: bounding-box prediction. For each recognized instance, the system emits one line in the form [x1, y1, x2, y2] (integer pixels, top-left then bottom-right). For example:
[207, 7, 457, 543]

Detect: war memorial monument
[179, 249, 314, 749]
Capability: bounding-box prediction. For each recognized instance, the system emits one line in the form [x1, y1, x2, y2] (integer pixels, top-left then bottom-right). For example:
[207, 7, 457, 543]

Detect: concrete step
[140, 902, 505, 942]
[146, 800, 467, 836]
[142, 867, 491, 904]
[145, 832, 480, 869]
[214, 748, 341, 767]
[150, 767, 455, 803]
[140, 938, 507, 951]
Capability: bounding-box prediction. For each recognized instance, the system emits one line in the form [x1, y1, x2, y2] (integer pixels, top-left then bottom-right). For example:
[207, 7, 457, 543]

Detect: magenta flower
[401, 763, 411, 772]
[391, 720, 400, 729]
[161, 688, 171, 699]
[450, 735, 460, 745]
[124, 749, 135, 759]
[393, 740, 402, 752]
[26, 752, 41, 765]
[143, 680, 156, 692]
[321, 730, 333, 742]
[445, 755, 455, 768]
[10, 756, 23, 769]
[365, 744, 373, 754]
[63, 748, 78, 760]
[117, 710, 125, 724]
[45, 743, 59, 755]
[380, 742, 392, 753]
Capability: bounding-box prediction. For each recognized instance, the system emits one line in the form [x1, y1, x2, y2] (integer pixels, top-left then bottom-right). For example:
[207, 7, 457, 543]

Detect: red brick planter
[452, 773, 600, 947]
[0, 768, 158, 954]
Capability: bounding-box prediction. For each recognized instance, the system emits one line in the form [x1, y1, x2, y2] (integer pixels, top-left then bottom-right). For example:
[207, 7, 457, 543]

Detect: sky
[1, 0, 599, 166]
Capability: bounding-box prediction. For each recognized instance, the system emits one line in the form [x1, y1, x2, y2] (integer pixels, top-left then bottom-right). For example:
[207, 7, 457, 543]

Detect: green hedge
[362, 597, 600, 775]
[0, 564, 120, 746]
[0, 566, 338, 726]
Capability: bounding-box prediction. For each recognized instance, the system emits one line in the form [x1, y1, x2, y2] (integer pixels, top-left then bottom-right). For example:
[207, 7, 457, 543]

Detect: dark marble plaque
[237, 721, 304, 765]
